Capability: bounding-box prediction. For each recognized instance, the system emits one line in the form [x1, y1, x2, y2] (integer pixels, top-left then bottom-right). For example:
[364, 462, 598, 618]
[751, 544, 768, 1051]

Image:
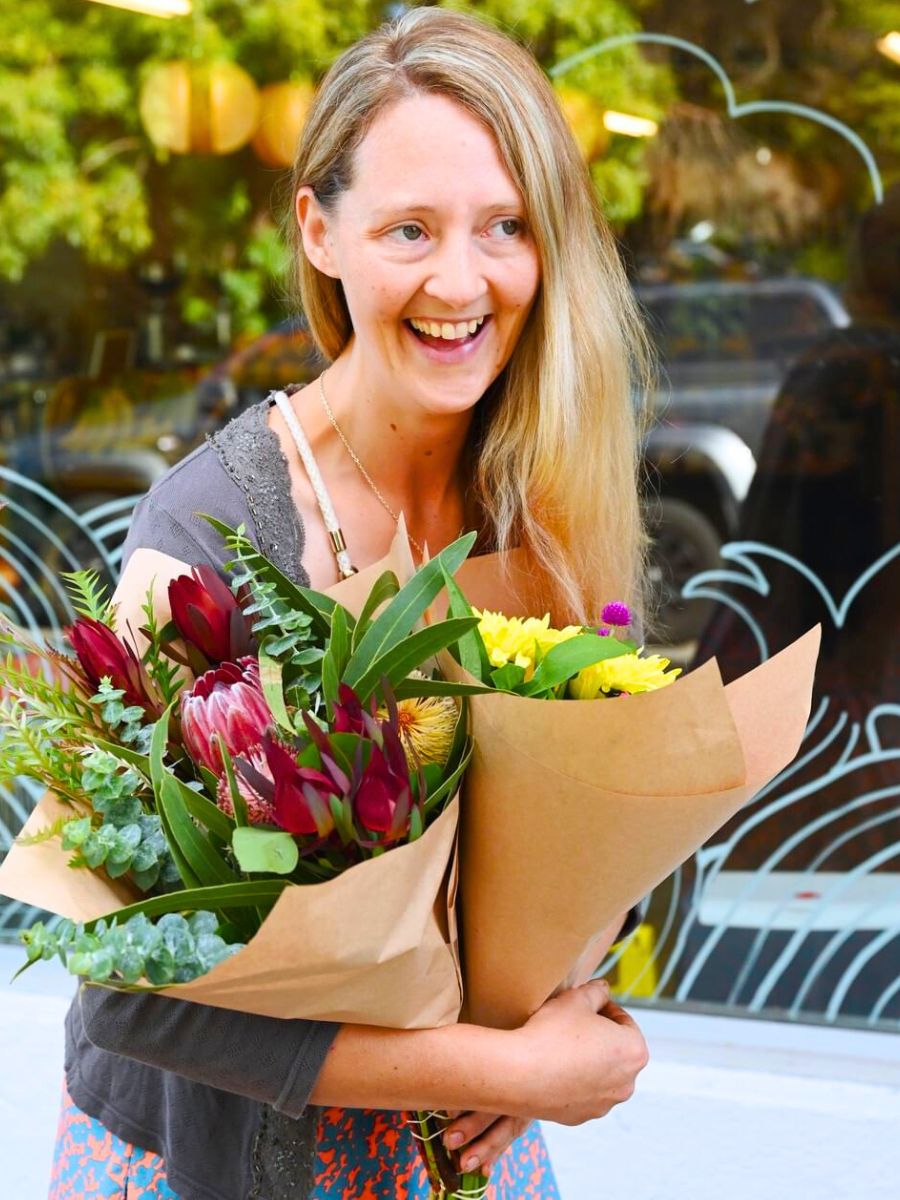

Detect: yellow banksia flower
[378, 693, 459, 770]
[569, 651, 681, 699]
[475, 609, 582, 680]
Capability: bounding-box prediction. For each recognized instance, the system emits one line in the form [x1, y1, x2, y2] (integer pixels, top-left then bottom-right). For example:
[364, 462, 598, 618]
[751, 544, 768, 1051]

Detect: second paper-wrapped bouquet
[0, 520, 479, 1028]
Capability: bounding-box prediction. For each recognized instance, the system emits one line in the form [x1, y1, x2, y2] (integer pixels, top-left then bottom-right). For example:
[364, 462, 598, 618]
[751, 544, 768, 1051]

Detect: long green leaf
[392, 677, 496, 699]
[522, 634, 630, 696]
[157, 774, 239, 887]
[149, 713, 200, 889]
[150, 710, 239, 887]
[351, 617, 479, 704]
[199, 515, 336, 637]
[83, 879, 290, 931]
[257, 645, 294, 733]
[440, 563, 490, 681]
[219, 742, 248, 830]
[423, 739, 473, 816]
[322, 604, 351, 712]
[351, 570, 400, 652]
[344, 533, 476, 686]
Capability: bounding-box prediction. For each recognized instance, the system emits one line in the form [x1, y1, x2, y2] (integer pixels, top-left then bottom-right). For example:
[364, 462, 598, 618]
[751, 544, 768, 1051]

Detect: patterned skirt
[49, 1082, 560, 1199]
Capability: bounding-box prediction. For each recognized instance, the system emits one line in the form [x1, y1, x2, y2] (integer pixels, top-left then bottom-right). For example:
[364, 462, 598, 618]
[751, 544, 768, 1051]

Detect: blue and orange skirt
[49, 1082, 560, 1199]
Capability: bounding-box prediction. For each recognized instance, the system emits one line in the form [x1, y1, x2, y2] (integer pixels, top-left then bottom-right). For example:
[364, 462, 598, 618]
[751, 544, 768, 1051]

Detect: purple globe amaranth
[68, 616, 159, 717]
[600, 601, 632, 628]
[181, 656, 272, 775]
[168, 564, 255, 667]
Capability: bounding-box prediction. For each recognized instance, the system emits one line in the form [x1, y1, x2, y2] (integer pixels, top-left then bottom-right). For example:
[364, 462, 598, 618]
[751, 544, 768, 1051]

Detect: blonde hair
[288, 6, 653, 624]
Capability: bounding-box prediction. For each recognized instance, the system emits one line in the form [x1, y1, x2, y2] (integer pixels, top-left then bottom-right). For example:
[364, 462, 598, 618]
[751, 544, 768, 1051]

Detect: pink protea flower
[181, 656, 272, 774]
[216, 745, 278, 826]
[600, 601, 632, 628]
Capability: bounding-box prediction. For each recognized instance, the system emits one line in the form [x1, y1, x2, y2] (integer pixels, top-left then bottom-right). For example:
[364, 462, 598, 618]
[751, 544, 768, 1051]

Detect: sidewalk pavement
[2, 943, 898, 1200]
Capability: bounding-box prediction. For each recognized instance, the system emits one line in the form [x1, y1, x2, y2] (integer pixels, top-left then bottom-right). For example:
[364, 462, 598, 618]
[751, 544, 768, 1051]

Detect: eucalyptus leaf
[232, 827, 299, 875]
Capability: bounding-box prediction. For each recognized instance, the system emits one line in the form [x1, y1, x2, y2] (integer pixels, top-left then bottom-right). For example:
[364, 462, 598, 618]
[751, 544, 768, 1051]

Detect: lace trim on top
[207, 395, 318, 1200]
[206, 397, 310, 586]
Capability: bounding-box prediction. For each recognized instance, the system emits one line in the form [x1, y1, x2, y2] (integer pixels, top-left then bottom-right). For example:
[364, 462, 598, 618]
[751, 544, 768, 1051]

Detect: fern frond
[138, 585, 183, 706]
[61, 569, 116, 628]
[15, 813, 76, 847]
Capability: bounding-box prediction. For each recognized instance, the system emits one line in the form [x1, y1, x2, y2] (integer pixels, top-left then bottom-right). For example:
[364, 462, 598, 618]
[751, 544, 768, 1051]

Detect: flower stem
[407, 1111, 490, 1198]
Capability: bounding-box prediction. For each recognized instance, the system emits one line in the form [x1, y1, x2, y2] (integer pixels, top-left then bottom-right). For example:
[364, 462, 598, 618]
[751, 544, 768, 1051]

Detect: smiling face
[299, 92, 542, 418]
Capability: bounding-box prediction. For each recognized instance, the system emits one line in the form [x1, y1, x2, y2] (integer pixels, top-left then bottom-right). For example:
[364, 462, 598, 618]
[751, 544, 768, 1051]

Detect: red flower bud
[181, 656, 272, 774]
[262, 737, 336, 838]
[68, 617, 158, 716]
[353, 739, 411, 836]
[168, 564, 255, 667]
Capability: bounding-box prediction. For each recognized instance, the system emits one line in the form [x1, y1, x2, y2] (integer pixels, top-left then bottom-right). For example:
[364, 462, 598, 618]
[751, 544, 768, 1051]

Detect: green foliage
[20, 910, 242, 986]
[61, 569, 117, 628]
[139, 589, 183, 708]
[90, 679, 151, 751]
[67, 748, 179, 891]
[0, 0, 669, 324]
[232, 826, 299, 875]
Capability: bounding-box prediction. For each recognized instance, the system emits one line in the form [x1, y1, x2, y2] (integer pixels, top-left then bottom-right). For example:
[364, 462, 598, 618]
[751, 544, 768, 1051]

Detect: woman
[51, 8, 652, 1199]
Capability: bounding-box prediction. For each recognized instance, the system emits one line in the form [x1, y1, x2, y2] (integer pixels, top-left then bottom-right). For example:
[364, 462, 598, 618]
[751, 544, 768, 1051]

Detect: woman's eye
[489, 217, 524, 238]
[389, 224, 425, 242]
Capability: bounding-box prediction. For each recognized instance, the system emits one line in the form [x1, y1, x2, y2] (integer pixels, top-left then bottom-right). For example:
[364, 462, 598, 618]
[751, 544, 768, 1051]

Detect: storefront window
[1, 0, 897, 1030]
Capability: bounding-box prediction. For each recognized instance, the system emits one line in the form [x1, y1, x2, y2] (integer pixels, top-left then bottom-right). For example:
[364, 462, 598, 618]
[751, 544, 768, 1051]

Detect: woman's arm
[310, 978, 646, 1125]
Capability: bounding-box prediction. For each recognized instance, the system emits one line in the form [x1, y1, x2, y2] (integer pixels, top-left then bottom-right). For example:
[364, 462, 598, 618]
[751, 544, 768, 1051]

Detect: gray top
[64, 398, 339, 1200]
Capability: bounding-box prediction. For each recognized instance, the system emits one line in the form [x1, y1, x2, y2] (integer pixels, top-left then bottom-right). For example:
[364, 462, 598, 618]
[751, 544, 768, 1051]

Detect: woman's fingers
[444, 1114, 532, 1173]
[442, 1110, 497, 1152]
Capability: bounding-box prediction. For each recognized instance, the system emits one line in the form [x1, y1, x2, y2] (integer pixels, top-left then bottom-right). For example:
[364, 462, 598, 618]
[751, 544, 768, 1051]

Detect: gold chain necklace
[317, 374, 426, 560]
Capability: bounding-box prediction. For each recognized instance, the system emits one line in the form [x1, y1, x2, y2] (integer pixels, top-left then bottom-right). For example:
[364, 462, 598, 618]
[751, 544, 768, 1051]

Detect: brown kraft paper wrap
[435, 551, 821, 1030]
[0, 520, 463, 1027]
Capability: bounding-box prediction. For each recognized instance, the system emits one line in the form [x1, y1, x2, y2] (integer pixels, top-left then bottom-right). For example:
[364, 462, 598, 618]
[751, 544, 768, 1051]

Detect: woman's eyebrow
[369, 200, 525, 220]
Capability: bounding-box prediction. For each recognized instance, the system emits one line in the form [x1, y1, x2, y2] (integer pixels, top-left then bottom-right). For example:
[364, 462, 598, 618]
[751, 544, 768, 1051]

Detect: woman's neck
[311, 348, 474, 529]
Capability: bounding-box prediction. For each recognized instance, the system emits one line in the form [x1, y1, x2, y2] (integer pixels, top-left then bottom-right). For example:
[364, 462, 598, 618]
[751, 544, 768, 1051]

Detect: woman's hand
[508, 979, 648, 1125]
[442, 1111, 532, 1176]
[441, 979, 648, 1173]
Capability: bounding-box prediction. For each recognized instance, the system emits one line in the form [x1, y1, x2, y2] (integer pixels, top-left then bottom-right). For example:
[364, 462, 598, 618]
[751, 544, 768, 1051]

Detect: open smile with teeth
[408, 315, 488, 342]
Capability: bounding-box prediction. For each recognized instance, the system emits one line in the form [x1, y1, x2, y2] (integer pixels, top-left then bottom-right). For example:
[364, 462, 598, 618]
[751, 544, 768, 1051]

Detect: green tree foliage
[0, 1, 669, 331]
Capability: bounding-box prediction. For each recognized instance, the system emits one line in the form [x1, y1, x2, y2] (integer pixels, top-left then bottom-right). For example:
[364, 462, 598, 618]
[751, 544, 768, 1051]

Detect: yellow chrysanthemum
[569, 651, 681, 700]
[378, 694, 460, 770]
[475, 609, 582, 680]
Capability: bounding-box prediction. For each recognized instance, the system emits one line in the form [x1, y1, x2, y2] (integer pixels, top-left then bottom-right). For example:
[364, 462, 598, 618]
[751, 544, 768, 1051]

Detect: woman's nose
[422, 237, 487, 310]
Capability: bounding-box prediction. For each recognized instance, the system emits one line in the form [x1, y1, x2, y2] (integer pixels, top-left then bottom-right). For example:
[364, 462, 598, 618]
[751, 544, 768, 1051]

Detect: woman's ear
[296, 186, 340, 279]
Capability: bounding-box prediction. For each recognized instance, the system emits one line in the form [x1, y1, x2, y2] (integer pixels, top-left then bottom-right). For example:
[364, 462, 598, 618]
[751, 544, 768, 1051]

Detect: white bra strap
[270, 389, 357, 578]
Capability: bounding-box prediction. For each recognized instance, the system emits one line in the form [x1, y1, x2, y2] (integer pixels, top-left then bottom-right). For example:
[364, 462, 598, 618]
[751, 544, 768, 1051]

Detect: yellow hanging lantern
[554, 84, 610, 162]
[139, 60, 261, 155]
[251, 80, 315, 168]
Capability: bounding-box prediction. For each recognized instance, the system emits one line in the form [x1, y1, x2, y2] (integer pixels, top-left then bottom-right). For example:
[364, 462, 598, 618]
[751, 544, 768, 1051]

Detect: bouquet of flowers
[0, 523, 820, 1200]
[0, 520, 478, 1028]
[423, 548, 822, 1031]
